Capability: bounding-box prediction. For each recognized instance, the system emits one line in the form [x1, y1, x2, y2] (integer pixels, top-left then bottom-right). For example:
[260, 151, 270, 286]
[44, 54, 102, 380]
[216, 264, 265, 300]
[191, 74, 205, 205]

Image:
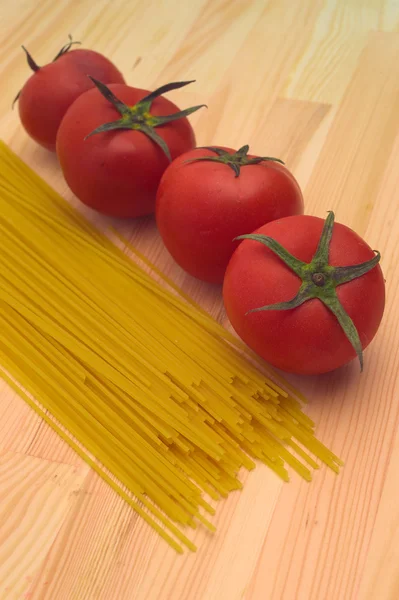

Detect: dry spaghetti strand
[0, 141, 342, 552]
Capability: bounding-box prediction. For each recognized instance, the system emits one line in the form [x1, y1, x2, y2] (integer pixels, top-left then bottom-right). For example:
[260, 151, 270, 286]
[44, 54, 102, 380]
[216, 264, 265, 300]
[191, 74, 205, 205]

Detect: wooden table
[1, 1, 399, 598]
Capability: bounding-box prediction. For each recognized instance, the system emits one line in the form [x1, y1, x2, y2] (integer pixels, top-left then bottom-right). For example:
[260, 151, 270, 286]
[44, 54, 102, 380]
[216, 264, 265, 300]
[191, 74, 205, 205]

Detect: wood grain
[0, 1, 399, 599]
[305, 31, 399, 230]
[0, 386, 41, 455]
[0, 451, 87, 599]
[284, 0, 399, 104]
[356, 122, 399, 600]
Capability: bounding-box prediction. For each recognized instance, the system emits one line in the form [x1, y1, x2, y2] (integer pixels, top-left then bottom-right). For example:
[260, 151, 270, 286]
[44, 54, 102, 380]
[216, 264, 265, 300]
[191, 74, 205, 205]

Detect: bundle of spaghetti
[0, 141, 342, 552]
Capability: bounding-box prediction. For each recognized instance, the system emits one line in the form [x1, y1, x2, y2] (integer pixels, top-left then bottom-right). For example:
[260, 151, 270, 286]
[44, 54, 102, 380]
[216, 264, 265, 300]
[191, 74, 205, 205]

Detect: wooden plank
[0, 386, 41, 455]
[285, 0, 399, 104]
[28, 471, 141, 600]
[154, 0, 267, 93]
[190, 0, 324, 148]
[248, 97, 330, 181]
[0, 451, 88, 599]
[354, 128, 399, 600]
[304, 31, 399, 234]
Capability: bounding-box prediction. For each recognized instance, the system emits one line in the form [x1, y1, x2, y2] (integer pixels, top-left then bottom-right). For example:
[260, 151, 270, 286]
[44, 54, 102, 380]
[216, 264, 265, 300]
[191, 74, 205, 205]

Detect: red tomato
[223, 214, 385, 374]
[155, 146, 304, 284]
[16, 42, 124, 151]
[56, 82, 201, 218]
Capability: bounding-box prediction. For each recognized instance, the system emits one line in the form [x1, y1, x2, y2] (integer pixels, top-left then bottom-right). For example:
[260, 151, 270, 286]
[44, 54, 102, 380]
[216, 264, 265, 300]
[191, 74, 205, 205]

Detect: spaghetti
[0, 141, 342, 552]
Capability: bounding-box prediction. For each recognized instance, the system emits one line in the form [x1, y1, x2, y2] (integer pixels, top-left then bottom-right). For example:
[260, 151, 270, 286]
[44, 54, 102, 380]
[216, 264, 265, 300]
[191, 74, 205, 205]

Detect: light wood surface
[1, 1, 399, 598]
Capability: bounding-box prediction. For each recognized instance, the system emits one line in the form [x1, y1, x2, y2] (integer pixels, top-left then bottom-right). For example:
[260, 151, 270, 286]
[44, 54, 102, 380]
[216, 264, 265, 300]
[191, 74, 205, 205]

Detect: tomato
[56, 80, 204, 218]
[223, 213, 385, 374]
[15, 38, 125, 151]
[155, 146, 303, 284]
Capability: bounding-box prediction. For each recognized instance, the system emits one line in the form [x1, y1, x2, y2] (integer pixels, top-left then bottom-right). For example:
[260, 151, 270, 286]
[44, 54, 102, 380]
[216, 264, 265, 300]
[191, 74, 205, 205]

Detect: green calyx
[84, 78, 207, 161]
[184, 145, 284, 177]
[12, 35, 81, 108]
[51, 34, 81, 61]
[235, 211, 381, 371]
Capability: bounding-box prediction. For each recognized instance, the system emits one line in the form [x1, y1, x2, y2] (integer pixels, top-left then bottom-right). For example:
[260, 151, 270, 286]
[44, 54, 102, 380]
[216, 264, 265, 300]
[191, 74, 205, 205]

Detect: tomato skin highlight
[56, 84, 197, 218]
[155, 147, 304, 284]
[223, 215, 385, 374]
[18, 49, 125, 151]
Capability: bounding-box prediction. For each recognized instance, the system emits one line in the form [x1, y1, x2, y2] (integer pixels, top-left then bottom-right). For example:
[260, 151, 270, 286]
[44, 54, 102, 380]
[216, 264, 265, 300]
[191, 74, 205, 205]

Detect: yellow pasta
[0, 141, 342, 552]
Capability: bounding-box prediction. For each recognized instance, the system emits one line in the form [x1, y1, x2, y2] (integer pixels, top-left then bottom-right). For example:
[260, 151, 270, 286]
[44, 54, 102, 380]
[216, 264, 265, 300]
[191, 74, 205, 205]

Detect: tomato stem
[235, 211, 382, 371]
[312, 273, 326, 286]
[184, 145, 284, 177]
[84, 78, 206, 161]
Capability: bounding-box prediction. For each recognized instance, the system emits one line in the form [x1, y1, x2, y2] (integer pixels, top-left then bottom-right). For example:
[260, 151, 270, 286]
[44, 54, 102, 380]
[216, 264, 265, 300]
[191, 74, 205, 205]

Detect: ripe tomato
[15, 38, 125, 151]
[223, 213, 385, 374]
[56, 80, 204, 218]
[155, 146, 303, 284]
